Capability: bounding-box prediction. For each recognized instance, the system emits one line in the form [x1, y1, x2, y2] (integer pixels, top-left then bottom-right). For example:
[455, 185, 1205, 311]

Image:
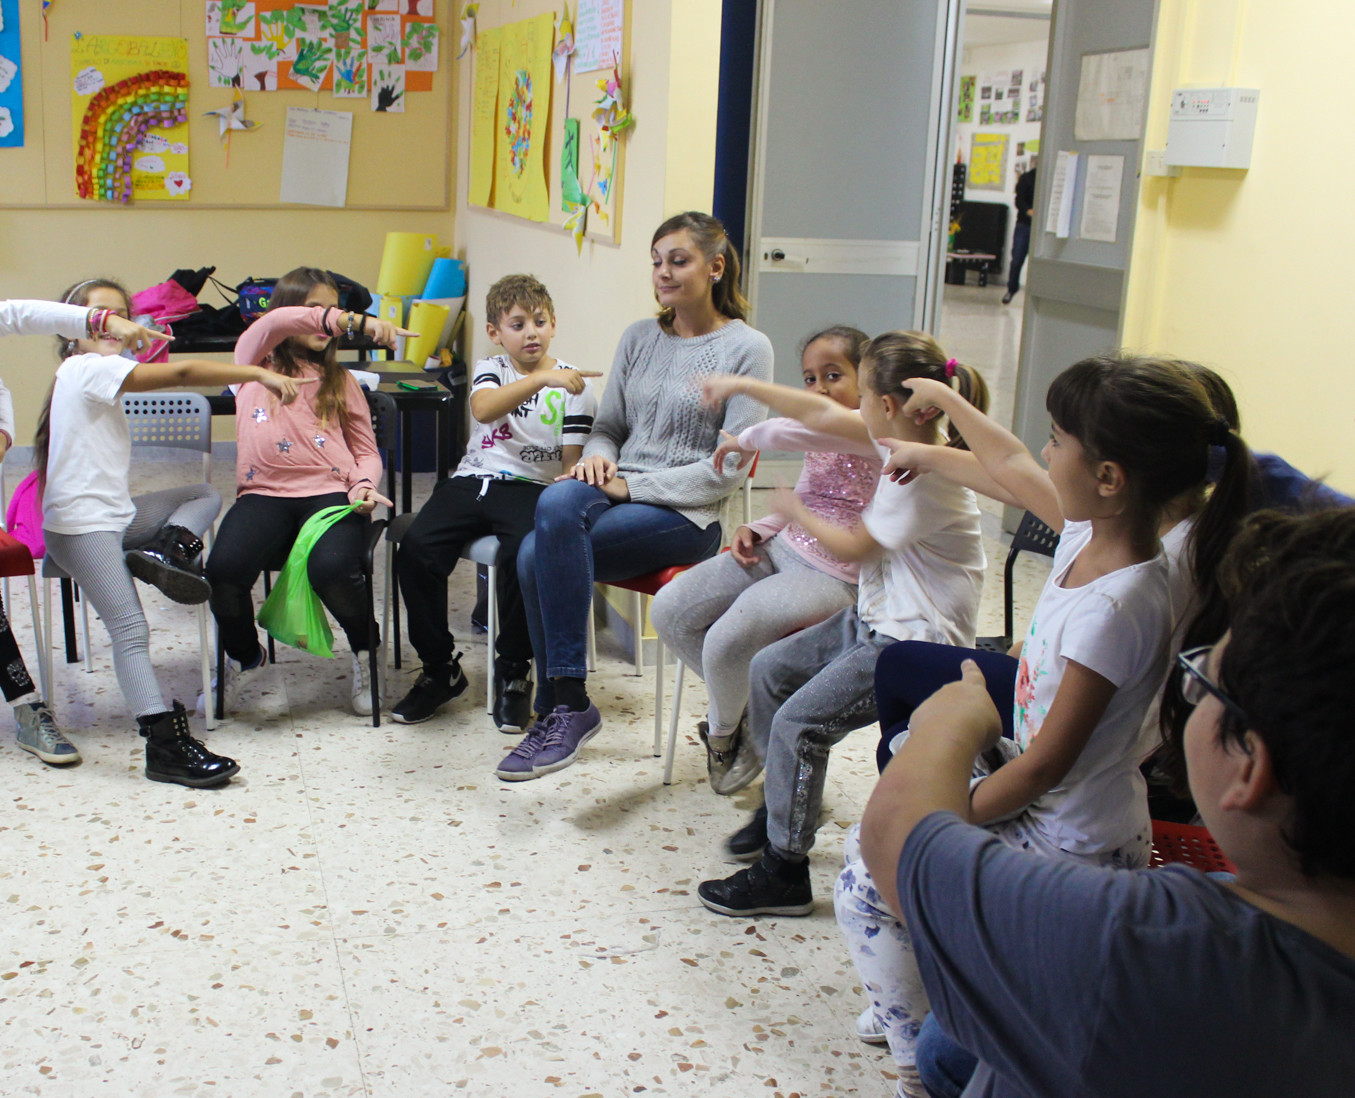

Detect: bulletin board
[466, 0, 629, 246]
[0, 0, 452, 210]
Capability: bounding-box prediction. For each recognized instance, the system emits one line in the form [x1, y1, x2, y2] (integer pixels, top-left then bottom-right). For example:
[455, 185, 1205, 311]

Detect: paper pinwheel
[203, 87, 260, 165]
[593, 61, 633, 136]
[457, 3, 479, 59]
[553, 3, 575, 83]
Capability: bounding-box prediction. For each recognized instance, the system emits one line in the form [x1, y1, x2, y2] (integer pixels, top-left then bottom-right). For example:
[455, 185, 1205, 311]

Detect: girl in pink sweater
[205, 267, 407, 716]
[651, 327, 880, 793]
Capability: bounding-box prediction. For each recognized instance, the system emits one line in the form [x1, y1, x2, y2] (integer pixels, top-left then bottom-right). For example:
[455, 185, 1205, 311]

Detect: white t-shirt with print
[1012, 519, 1172, 857]
[453, 356, 597, 484]
[43, 352, 138, 535]
[857, 441, 986, 645]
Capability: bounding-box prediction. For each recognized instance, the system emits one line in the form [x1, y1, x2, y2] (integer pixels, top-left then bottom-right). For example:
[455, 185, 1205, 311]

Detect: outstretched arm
[120, 359, 313, 404]
[880, 439, 1023, 508]
[701, 374, 873, 448]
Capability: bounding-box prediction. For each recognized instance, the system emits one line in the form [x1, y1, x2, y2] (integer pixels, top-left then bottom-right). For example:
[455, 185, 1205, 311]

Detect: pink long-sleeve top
[231, 306, 382, 501]
[737, 416, 881, 584]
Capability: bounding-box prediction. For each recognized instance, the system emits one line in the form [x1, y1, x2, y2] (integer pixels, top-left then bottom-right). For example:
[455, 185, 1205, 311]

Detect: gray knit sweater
[583, 317, 774, 529]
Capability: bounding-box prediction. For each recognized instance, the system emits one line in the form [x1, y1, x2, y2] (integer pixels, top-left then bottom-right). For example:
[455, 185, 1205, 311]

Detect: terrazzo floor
[1, 287, 1046, 1097]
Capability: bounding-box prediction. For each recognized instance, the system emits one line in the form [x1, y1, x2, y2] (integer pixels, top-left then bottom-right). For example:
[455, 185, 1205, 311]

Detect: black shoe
[698, 847, 813, 917]
[391, 662, 468, 724]
[1001, 290, 1014, 304]
[492, 674, 533, 733]
[126, 525, 211, 605]
[725, 804, 768, 862]
[140, 701, 239, 788]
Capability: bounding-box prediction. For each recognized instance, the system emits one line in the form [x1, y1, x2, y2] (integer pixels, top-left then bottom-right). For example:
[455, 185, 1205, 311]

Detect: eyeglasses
[1176, 645, 1248, 725]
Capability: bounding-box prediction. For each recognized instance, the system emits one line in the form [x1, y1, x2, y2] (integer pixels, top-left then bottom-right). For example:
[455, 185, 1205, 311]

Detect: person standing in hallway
[1002, 165, 1036, 305]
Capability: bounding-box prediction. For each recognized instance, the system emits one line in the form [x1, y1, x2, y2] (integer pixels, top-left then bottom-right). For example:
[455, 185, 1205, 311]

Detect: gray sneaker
[14, 702, 80, 765]
[704, 715, 763, 795]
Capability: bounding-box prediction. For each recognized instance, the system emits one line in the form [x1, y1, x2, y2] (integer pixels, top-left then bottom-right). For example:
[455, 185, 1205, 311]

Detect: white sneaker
[196, 647, 268, 717]
[350, 651, 376, 716]
[856, 1006, 887, 1046]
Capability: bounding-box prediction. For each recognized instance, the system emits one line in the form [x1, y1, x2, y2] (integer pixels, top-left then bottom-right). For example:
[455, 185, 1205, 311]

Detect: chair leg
[28, 577, 48, 705]
[215, 622, 226, 722]
[382, 542, 394, 670]
[262, 571, 276, 664]
[198, 605, 215, 731]
[42, 578, 54, 710]
[60, 579, 78, 664]
[391, 545, 403, 671]
[653, 637, 665, 757]
[485, 563, 497, 715]
[631, 592, 644, 677]
[664, 661, 685, 786]
[80, 587, 93, 674]
[366, 568, 380, 729]
[586, 590, 597, 673]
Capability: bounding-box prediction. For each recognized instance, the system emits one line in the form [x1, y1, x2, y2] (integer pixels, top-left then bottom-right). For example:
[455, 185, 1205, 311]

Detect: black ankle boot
[140, 701, 239, 788]
[698, 845, 813, 918]
[126, 525, 211, 605]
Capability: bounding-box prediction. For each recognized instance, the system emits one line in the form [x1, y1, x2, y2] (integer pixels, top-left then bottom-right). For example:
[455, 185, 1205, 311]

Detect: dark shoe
[391, 661, 468, 724]
[125, 525, 211, 605]
[529, 703, 602, 776]
[698, 847, 813, 917]
[492, 674, 533, 733]
[702, 715, 763, 795]
[725, 804, 768, 862]
[1001, 290, 1014, 304]
[140, 701, 239, 788]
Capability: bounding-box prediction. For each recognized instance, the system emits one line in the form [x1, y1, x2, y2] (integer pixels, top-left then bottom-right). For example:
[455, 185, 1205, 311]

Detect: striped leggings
[44, 485, 221, 719]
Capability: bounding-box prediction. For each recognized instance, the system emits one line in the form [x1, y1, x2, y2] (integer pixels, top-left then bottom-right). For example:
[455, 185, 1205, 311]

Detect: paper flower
[553, 3, 575, 83]
[593, 62, 633, 136]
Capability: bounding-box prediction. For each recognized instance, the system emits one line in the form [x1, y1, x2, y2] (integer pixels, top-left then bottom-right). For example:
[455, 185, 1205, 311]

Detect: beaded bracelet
[86, 307, 110, 337]
[345, 311, 356, 338]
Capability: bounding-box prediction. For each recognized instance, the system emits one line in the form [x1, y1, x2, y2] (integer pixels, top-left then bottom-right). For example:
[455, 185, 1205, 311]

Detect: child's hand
[712, 429, 755, 473]
[540, 368, 603, 395]
[878, 437, 936, 486]
[259, 371, 317, 404]
[899, 377, 951, 424]
[698, 373, 746, 410]
[105, 313, 172, 354]
[352, 485, 394, 514]
[910, 659, 1003, 753]
[561, 453, 617, 486]
[729, 524, 763, 566]
[363, 317, 419, 351]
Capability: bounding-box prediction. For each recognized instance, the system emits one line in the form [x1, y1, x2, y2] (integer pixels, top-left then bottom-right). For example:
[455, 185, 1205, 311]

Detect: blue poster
[0, 0, 23, 148]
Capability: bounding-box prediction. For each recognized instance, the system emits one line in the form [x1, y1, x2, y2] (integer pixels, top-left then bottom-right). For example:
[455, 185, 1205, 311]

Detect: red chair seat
[1149, 820, 1236, 874]
[605, 564, 694, 598]
[0, 530, 36, 578]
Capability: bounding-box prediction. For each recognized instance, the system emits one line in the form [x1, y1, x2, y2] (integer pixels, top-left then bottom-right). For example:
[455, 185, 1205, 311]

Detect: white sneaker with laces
[855, 1005, 887, 1045]
[196, 647, 268, 717]
[350, 651, 376, 716]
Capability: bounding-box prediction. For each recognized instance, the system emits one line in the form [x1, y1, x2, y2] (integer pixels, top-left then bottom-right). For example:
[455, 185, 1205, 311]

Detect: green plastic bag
[256, 504, 358, 659]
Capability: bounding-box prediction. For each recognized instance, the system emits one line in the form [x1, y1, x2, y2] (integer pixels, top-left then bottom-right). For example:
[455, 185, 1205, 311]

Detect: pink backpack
[6, 471, 44, 560]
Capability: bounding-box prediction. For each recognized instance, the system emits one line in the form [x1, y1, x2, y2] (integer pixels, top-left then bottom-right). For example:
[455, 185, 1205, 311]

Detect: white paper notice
[280, 107, 352, 208]
[1074, 48, 1149, 141]
[1079, 155, 1124, 243]
[573, 0, 623, 72]
[1045, 150, 1078, 239]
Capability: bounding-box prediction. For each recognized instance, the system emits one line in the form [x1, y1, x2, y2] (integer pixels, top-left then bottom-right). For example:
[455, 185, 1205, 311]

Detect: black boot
[725, 803, 768, 861]
[698, 845, 813, 917]
[126, 525, 211, 605]
[492, 660, 533, 733]
[140, 701, 240, 788]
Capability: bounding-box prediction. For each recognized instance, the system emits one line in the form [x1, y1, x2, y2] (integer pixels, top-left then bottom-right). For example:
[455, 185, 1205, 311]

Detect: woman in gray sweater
[500, 212, 774, 781]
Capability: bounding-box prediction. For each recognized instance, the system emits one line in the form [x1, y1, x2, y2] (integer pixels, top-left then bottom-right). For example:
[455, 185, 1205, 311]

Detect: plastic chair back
[122, 391, 213, 453]
[1149, 820, 1236, 874]
[975, 510, 1060, 653]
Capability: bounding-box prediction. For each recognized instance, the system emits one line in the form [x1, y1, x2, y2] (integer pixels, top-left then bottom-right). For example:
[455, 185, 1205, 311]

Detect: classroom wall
[1121, 0, 1355, 490]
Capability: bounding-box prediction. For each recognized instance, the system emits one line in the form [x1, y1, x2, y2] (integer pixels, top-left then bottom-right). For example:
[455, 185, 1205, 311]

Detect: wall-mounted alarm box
[1165, 87, 1259, 169]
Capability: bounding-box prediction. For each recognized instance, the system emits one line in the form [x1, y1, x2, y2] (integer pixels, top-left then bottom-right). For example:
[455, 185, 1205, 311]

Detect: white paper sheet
[1074, 48, 1149, 141]
[279, 106, 352, 207]
[1079, 154, 1124, 243]
[1045, 150, 1078, 239]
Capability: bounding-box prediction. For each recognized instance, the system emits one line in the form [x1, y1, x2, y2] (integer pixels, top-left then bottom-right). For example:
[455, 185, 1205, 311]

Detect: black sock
[552, 676, 589, 711]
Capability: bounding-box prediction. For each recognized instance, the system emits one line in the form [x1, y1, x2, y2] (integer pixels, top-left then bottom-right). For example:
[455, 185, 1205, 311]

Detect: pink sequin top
[738, 416, 881, 584]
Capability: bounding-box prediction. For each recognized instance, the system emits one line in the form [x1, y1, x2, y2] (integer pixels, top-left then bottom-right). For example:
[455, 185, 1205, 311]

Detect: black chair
[974, 511, 1060, 654]
[215, 390, 398, 727]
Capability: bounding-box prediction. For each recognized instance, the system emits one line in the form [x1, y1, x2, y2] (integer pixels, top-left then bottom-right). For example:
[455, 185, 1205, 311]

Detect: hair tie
[944, 358, 958, 379]
[1207, 416, 1232, 447]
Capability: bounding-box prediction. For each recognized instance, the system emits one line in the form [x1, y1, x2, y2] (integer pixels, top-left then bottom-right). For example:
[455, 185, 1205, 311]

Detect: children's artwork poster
[468, 23, 501, 208]
[493, 12, 553, 222]
[573, 0, 622, 73]
[71, 36, 191, 203]
[0, 0, 23, 148]
[956, 75, 974, 124]
[1026, 69, 1045, 123]
[968, 132, 1008, 191]
[201, 0, 438, 106]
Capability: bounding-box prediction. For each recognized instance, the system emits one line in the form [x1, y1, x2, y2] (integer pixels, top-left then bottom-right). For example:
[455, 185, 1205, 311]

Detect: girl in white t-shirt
[35, 278, 308, 788]
[692, 331, 990, 920]
[835, 354, 1251, 1096]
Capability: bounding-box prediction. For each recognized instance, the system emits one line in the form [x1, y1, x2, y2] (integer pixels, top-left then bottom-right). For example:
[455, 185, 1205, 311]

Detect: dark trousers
[874, 640, 1018, 772]
[1007, 221, 1031, 295]
[397, 476, 543, 676]
[206, 492, 376, 661]
[0, 595, 35, 701]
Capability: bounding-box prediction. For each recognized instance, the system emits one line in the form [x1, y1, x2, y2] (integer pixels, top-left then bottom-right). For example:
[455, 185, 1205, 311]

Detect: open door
[745, 0, 963, 389]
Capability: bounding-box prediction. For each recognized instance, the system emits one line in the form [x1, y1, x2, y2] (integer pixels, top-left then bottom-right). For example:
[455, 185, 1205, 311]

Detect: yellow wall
[1122, 0, 1355, 491]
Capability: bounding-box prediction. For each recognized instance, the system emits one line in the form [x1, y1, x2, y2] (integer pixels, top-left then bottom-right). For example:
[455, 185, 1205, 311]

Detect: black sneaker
[698, 847, 814, 917]
[140, 701, 239, 788]
[725, 804, 768, 862]
[125, 525, 211, 605]
[492, 674, 533, 733]
[391, 662, 468, 724]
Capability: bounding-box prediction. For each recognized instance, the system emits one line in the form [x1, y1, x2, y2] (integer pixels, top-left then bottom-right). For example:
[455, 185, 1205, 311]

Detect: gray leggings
[44, 486, 221, 719]
[650, 535, 857, 735]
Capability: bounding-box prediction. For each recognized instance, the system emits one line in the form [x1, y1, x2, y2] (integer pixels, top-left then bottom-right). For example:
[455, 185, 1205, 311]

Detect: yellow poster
[469, 25, 502, 208]
[968, 132, 1009, 191]
[493, 12, 554, 222]
[71, 36, 191, 203]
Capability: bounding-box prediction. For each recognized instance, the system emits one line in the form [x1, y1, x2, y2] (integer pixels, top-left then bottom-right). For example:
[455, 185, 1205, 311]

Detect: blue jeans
[1007, 221, 1030, 295]
[517, 479, 722, 711]
[917, 1013, 977, 1098]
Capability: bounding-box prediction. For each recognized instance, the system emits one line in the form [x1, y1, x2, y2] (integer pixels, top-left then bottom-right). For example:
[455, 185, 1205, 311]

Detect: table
[945, 251, 999, 287]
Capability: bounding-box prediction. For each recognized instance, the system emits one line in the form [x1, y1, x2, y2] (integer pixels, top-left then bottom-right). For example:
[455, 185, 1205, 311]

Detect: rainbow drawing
[75, 70, 189, 203]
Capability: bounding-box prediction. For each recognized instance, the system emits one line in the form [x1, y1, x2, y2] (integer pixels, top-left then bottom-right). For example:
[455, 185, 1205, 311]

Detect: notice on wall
[1045, 149, 1079, 239]
[1074, 48, 1149, 141]
[968, 132, 1008, 191]
[0, 0, 23, 148]
[279, 106, 352, 206]
[1078, 154, 1124, 243]
[573, 0, 622, 73]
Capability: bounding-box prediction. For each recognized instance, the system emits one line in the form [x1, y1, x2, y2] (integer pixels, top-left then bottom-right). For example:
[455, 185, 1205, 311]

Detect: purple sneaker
[530, 703, 602, 776]
[496, 716, 551, 782]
